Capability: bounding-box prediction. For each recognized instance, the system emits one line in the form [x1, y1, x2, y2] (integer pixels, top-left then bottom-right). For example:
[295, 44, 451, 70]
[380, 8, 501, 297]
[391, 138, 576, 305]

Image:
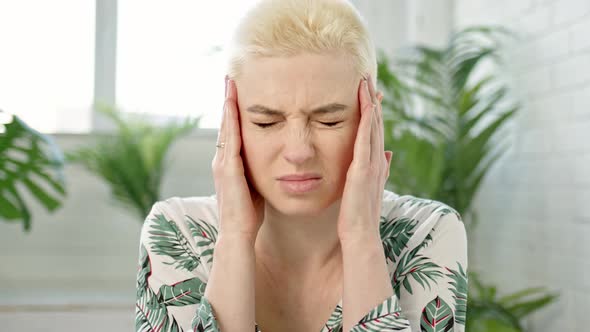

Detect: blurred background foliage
[0, 109, 66, 232]
[377, 25, 558, 331]
[0, 105, 198, 231]
[66, 105, 199, 220]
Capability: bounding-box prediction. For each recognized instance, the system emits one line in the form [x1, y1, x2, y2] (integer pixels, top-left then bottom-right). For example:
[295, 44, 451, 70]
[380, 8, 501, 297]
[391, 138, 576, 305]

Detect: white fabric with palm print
[135, 189, 468, 332]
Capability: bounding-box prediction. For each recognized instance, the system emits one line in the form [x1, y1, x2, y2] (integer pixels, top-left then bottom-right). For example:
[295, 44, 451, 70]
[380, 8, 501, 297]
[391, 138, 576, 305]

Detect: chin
[265, 185, 342, 217]
[273, 202, 327, 218]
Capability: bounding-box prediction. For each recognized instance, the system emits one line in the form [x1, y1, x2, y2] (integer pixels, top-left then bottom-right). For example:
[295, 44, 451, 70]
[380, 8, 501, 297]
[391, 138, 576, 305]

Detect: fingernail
[225, 76, 229, 98]
[363, 80, 371, 101]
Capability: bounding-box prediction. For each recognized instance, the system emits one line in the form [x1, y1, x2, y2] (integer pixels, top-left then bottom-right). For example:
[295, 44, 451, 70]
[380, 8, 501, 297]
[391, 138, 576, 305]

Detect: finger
[353, 78, 373, 167]
[366, 75, 380, 165]
[366, 74, 377, 105]
[226, 79, 243, 160]
[379, 93, 384, 149]
[215, 75, 229, 163]
[375, 90, 384, 165]
[385, 150, 392, 179]
[368, 76, 384, 168]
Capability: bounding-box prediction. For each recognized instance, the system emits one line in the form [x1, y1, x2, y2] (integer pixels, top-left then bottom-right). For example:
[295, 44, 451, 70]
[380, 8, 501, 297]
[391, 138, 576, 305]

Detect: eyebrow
[246, 103, 348, 116]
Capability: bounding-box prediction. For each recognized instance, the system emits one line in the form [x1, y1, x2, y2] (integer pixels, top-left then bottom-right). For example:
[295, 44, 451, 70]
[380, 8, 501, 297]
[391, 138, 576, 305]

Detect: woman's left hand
[337, 74, 393, 242]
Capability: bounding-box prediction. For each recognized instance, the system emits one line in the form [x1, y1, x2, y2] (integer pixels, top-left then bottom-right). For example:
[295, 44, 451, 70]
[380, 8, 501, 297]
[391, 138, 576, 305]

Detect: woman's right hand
[211, 76, 265, 242]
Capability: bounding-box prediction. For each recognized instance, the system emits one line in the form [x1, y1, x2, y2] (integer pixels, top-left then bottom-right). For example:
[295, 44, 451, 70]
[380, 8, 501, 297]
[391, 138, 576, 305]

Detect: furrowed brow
[246, 103, 347, 116]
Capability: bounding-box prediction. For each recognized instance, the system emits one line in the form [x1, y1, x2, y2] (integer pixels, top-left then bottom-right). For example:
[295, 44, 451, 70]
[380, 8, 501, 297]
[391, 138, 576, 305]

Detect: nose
[283, 125, 315, 165]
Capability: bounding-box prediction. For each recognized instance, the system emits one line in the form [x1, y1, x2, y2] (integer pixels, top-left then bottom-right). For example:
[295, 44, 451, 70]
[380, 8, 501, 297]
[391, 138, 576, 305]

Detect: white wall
[454, 0, 590, 330]
[351, 0, 454, 56]
[350, 0, 409, 58]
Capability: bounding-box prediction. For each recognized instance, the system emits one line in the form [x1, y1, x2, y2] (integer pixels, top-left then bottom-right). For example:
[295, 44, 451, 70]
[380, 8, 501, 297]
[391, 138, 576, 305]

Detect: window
[0, 0, 95, 133]
[116, 0, 259, 129]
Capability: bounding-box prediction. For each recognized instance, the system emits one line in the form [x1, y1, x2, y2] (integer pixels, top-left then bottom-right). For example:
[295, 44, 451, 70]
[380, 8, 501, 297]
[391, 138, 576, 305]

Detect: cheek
[238, 128, 260, 174]
[321, 127, 357, 175]
[335, 128, 357, 164]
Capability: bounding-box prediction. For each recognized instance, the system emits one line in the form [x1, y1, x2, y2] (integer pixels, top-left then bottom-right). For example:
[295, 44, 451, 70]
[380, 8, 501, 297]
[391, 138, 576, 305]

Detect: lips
[278, 178, 322, 194]
[277, 173, 322, 181]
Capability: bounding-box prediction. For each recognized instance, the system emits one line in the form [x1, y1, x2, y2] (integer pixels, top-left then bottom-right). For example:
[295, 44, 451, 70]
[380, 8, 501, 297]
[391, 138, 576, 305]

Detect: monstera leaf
[0, 110, 66, 231]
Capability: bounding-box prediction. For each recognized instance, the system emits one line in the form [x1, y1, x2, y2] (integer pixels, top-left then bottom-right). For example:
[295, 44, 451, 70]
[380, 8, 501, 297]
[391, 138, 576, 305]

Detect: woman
[135, 0, 468, 331]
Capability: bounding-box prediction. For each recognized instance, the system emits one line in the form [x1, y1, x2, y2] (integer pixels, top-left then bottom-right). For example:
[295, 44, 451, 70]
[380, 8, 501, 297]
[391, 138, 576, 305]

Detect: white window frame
[92, 0, 118, 132]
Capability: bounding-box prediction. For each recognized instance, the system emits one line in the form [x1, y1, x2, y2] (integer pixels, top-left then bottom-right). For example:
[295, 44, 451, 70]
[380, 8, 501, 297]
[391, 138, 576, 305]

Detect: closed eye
[253, 121, 343, 128]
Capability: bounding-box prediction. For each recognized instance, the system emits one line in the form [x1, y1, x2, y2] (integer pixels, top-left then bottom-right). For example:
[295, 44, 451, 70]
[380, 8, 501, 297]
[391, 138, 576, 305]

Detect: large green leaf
[0, 110, 67, 231]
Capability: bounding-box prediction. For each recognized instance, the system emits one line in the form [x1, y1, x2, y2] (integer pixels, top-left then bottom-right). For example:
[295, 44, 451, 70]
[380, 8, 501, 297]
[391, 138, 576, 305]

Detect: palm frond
[378, 25, 518, 217]
[67, 105, 199, 219]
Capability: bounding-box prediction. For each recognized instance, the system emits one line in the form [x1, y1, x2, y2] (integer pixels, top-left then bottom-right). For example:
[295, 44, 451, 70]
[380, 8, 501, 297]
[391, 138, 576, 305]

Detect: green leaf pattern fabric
[135, 190, 468, 331]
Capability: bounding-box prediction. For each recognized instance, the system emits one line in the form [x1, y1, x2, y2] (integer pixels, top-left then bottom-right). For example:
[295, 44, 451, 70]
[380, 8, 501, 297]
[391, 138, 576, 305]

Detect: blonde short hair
[227, 0, 376, 85]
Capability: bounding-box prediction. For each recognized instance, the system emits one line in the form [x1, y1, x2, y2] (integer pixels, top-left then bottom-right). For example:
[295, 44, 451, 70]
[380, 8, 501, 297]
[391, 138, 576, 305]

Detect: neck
[254, 198, 343, 278]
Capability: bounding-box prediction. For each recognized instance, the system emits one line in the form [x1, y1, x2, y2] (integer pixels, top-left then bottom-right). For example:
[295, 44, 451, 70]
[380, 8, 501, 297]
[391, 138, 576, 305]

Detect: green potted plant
[379, 26, 518, 225]
[466, 272, 558, 332]
[0, 109, 67, 232]
[377, 26, 558, 331]
[66, 105, 199, 220]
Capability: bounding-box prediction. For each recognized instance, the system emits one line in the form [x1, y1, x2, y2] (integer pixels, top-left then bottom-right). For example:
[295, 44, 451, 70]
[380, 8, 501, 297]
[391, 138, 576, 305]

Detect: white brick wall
[455, 0, 590, 330]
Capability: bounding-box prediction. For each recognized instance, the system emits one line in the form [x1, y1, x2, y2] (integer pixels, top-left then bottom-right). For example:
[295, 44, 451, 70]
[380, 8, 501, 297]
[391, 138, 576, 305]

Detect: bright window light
[0, 0, 95, 133]
[117, 0, 259, 129]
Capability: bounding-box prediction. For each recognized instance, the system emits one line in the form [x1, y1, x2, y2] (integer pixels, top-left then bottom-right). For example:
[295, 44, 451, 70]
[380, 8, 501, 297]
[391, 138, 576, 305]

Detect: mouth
[277, 178, 323, 194]
[277, 173, 322, 181]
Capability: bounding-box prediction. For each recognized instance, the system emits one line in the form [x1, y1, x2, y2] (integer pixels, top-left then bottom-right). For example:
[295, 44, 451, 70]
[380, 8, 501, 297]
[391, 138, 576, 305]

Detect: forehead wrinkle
[246, 103, 348, 116]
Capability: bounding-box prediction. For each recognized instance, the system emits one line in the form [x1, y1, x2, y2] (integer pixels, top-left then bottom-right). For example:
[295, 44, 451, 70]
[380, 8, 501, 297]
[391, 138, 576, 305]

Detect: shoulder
[381, 189, 461, 222]
[143, 194, 220, 236]
[139, 194, 220, 279]
[380, 189, 464, 252]
[140, 194, 220, 261]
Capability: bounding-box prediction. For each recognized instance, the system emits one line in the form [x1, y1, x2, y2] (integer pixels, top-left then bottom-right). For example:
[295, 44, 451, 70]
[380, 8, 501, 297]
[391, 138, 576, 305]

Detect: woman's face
[236, 52, 362, 217]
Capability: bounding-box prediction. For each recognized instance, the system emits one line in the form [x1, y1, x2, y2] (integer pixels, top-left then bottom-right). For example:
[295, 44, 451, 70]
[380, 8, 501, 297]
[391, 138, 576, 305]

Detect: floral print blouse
[135, 189, 468, 331]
